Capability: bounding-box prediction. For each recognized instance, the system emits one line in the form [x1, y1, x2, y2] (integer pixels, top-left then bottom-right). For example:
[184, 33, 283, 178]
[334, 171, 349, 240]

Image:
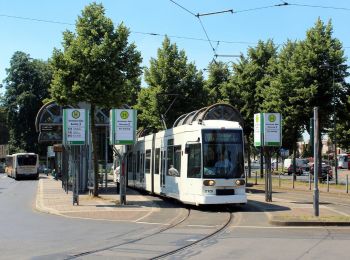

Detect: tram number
[204, 189, 214, 193]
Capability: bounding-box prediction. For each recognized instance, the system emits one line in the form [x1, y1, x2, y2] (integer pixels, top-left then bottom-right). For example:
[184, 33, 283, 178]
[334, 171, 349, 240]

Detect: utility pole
[313, 107, 319, 217]
[332, 67, 338, 185]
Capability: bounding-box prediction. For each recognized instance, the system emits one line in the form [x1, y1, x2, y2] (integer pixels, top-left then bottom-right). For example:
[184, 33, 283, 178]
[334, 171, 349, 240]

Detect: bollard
[327, 173, 329, 192]
[255, 171, 258, 185]
[292, 172, 295, 189]
[279, 171, 281, 188]
[347, 175, 349, 194]
[309, 172, 311, 190]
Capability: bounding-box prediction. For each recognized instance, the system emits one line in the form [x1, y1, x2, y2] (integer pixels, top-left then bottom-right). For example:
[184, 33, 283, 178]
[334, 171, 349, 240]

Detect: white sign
[47, 146, 55, 157]
[254, 113, 262, 146]
[110, 109, 137, 145]
[263, 113, 282, 146]
[254, 113, 282, 147]
[63, 109, 88, 145]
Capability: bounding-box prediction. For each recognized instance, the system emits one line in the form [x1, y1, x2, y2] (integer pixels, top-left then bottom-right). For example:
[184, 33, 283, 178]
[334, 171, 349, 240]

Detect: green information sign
[63, 109, 89, 145]
[110, 109, 137, 145]
[254, 113, 282, 147]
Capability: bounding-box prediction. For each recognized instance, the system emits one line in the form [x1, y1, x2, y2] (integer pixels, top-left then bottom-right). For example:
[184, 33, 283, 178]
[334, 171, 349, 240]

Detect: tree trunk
[246, 134, 252, 178]
[91, 104, 99, 196]
[318, 128, 322, 183]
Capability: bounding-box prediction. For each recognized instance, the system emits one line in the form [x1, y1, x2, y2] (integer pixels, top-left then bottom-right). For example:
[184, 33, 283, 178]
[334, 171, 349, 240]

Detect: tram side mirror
[185, 144, 190, 154]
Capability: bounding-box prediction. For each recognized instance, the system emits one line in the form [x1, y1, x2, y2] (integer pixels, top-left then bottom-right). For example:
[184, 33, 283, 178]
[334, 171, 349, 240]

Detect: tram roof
[173, 103, 244, 128]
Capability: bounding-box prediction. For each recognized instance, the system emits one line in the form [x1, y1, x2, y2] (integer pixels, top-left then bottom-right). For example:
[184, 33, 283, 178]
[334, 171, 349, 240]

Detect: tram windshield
[203, 129, 244, 179]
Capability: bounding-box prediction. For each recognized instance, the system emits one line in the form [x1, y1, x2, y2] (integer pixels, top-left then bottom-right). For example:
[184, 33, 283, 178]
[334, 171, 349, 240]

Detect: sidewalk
[35, 176, 350, 226]
[247, 185, 350, 226]
[35, 176, 160, 222]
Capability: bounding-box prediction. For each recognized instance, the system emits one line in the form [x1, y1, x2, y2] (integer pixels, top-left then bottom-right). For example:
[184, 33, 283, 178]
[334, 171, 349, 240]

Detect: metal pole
[346, 175, 349, 194]
[260, 146, 264, 178]
[120, 155, 126, 205]
[264, 149, 268, 201]
[255, 171, 257, 185]
[279, 171, 281, 188]
[333, 67, 338, 185]
[105, 126, 108, 189]
[327, 173, 329, 192]
[309, 171, 311, 190]
[292, 172, 295, 189]
[313, 107, 319, 217]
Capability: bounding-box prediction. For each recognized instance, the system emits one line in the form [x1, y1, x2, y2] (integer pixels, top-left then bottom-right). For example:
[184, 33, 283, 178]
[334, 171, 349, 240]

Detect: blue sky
[1, 0, 350, 95]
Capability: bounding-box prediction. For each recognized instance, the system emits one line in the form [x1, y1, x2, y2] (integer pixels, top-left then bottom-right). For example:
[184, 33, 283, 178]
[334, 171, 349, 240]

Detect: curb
[269, 219, 350, 226]
[35, 179, 63, 216]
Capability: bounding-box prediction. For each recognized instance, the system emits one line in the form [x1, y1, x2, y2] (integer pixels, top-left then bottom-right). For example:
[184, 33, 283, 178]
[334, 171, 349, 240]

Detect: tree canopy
[2, 51, 51, 154]
[49, 3, 142, 196]
[136, 36, 206, 131]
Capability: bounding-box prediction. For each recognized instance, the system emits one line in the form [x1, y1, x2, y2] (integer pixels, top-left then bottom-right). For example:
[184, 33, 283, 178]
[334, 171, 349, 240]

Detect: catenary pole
[313, 107, 319, 216]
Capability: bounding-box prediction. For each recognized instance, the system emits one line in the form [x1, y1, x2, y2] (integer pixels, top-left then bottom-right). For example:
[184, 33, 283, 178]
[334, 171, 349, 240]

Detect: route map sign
[110, 109, 137, 145]
[63, 109, 89, 145]
[254, 113, 282, 147]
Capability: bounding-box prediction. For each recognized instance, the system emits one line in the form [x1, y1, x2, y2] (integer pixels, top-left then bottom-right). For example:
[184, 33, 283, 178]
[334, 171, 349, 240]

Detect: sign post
[110, 109, 137, 205]
[63, 108, 89, 205]
[254, 113, 282, 202]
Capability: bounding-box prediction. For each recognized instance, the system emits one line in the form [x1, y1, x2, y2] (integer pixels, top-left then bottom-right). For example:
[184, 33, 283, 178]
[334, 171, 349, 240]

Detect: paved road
[1, 173, 350, 260]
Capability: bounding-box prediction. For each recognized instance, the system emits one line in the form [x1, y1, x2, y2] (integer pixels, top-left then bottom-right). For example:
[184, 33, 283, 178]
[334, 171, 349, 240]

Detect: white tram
[124, 104, 247, 206]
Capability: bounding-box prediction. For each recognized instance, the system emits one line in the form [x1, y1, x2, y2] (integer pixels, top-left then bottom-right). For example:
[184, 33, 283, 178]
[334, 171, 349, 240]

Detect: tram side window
[155, 148, 160, 174]
[167, 140, 174, 174]
[172, 145, 181, 176]
[187, 143, 201, 178]
[145, 150, 151, 173]
[137, 151, 140, 173]
[127, 153, 132, 173]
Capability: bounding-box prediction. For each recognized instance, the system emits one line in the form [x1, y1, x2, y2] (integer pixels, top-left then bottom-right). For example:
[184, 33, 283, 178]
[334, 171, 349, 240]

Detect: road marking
[136, 221, 169, 225]
[230, 225, 350, 229]
[186, 224, 217, 228]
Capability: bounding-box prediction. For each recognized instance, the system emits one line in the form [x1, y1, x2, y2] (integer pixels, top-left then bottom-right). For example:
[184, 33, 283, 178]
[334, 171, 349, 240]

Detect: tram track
[63, 205, 235, 259]
[64, 206, 191, 259]
[151, 206, 233, 259]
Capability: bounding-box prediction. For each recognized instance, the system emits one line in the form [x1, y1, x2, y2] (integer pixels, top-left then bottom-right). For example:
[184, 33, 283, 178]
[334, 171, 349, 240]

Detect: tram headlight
[203, 180, 216, 186]
[235, 179, 245, 186]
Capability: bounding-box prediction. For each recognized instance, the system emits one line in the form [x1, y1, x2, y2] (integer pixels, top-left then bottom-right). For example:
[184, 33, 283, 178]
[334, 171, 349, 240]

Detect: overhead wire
[1, 12, 349, 50]
[1, 1, 350, 53]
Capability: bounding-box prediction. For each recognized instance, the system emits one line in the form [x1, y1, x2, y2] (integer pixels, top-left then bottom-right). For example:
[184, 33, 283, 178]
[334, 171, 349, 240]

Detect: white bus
[5, 153, 39, 180]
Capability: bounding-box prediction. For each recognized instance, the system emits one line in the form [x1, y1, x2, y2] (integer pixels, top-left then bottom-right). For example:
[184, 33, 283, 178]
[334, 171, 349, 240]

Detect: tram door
[160, 149, 166, 190]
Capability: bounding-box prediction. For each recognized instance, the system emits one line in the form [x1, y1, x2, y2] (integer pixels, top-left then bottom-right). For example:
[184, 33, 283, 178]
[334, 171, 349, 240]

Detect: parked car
[284, 158, 310, 173]
[287, 165, 303, 175]
[310, 163, 333, 181]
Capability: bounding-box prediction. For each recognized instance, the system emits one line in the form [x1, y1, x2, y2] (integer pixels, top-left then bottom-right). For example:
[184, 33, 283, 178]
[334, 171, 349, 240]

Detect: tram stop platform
[35, 176, 161, 222]
[35, 175, 350, 226]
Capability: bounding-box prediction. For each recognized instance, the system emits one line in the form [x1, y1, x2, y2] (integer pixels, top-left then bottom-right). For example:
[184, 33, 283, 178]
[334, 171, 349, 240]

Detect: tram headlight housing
[203, 180, 216, 186]
[235, 179, 245, 186]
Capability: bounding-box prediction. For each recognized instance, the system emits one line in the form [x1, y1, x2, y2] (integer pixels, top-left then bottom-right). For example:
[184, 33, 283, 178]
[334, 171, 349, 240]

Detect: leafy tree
[50, 3, 142, 196]
[204, 61, 230, 105]
[333, 96, 350, 150]
[0, 94, 9, 145]
[262, 40, 306, 161]
[2, 51, 51, 154]
[295, 18, 349, 173]
[223, 40, 278, 177]
[298, 19, 349, 131]
[136, 36, 206, 130]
